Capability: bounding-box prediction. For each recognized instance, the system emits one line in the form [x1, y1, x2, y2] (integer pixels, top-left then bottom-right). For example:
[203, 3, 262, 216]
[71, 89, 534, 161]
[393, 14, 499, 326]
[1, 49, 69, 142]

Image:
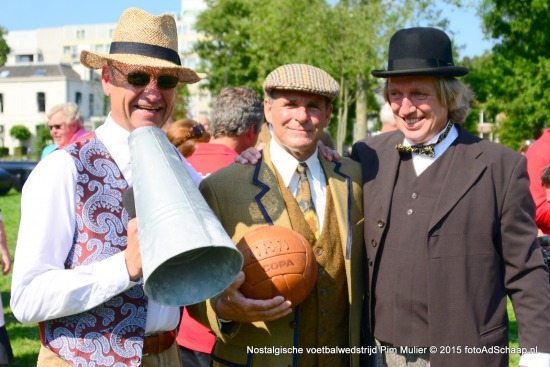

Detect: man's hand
[1, 255, 11, 276]
[125, 218, 143, 281]
[215, 271, 293, 323]
[234, 144, 264, 165]
[318, 140, 340, 161]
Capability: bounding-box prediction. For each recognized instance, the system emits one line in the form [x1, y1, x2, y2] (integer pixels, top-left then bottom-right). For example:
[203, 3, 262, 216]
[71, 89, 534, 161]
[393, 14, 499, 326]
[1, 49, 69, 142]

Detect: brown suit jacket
[190, 144, 364, 367]
[351, 126, 550, 366]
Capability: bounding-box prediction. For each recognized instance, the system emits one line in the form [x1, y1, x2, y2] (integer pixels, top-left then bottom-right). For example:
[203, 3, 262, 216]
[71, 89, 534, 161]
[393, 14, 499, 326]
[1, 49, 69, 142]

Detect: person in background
[194, 114, 211, 133]
[518, 139, 534, 155]
[351, 26, 550, 367]
[10, 8, 204, 367]
[186, 86, 263, 177]
[166, 118, 210, 158]
[173, 86, 263, 367]
[527, 129, 550, 235]
[0, 210, 13, 365]
[379, 103, 398, 133]
[189, 64, 364, 367]
[41, 102, 89, 159]
[541, 165, 550, 204]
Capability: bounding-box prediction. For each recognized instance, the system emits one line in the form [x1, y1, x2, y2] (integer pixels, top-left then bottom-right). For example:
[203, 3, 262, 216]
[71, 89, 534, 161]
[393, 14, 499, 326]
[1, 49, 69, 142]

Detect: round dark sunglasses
[111, 64, 179, 90]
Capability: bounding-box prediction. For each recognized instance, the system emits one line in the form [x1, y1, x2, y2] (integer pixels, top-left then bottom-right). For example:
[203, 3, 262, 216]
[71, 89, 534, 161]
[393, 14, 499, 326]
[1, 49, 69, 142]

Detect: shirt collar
[94, 114, 133, 184]
[269, 138, 321, 187]
[401, 122, 458, 160]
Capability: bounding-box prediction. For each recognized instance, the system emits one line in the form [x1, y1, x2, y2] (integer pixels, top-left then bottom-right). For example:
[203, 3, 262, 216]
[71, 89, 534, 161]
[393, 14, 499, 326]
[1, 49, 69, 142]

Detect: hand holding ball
[236, 226, 317, 306]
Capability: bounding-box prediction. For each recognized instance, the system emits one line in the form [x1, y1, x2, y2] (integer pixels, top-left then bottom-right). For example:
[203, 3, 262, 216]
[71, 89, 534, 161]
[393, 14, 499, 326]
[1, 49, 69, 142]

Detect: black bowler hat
[371, 27, 469, 78]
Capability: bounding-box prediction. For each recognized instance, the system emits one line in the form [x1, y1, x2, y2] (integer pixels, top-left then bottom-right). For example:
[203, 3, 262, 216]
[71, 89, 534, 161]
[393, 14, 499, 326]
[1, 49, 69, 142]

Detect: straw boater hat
[371, 27, 469, 78]
[80, 8, 206, 84]
[263, 64, 340, 101]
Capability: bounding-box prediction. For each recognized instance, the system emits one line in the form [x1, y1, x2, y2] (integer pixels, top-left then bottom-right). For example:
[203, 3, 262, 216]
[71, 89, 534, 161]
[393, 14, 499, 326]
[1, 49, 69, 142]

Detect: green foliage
[465, 0, 550, 148]
[34, 123, 53, 157]
[9, 125, 31, 143]
[172, 84, 191, 121]
[0, 26, 10, 67]
[194, 0, 459, 151]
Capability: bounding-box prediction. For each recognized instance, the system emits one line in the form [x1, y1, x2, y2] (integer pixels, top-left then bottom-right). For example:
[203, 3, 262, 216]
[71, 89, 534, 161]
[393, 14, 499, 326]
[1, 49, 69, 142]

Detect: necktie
[395, 120, 454, 158]
[296, 162, 320, 239]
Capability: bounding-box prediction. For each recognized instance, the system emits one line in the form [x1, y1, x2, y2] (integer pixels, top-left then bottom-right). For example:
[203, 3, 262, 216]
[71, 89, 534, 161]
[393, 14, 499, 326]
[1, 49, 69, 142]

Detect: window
[75, 92, 82, 106]
[89, 94, 94, 116]
[37, 92, 45, 112]
[16, 54, 33, 63]
[0, 94, 3, 113]
[76, 29, 85, 39]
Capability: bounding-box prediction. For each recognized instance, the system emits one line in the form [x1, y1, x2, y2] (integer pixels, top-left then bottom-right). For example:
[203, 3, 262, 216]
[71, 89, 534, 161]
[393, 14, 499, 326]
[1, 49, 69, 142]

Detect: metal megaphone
[128, 126, 243, 306]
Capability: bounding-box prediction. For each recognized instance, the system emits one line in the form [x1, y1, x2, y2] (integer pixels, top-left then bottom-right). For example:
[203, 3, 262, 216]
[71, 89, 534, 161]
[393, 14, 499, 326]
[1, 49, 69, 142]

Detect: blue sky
[1, 0, 493, 58]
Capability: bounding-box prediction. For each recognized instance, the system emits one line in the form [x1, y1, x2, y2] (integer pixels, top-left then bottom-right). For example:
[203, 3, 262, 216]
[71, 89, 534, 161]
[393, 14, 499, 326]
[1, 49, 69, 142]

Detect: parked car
[0, 161, 38, 192]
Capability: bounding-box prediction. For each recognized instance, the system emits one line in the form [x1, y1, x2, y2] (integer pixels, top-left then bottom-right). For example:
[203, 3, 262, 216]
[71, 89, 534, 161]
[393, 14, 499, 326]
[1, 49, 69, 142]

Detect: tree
[0, 26, 10, 66]
[194, 0, 459, 153]
[467, 0, 550, 149]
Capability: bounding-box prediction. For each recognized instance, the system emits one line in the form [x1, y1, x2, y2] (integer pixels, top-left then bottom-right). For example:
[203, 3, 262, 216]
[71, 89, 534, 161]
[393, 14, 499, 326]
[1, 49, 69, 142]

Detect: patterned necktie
[296, 162, 320, 239]
[395, 120, 454, 158]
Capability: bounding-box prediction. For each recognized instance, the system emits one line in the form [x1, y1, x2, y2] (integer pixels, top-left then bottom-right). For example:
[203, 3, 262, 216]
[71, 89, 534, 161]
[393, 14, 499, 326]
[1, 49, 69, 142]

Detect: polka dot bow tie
[395, 121, 454, 158]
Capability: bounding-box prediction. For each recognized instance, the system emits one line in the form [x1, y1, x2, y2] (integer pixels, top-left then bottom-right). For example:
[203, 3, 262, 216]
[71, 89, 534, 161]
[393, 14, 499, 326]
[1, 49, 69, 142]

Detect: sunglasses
[185, 124, 206, 140]
[48, 124, 65, 130]
[110, 64, 179, 90]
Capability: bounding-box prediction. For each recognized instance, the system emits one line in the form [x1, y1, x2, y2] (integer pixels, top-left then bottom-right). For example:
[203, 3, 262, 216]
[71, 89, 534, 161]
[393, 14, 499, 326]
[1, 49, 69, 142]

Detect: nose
[400, 96, 416, 115]
[294, 105, 309, 123]
[142, 78, 163, 98]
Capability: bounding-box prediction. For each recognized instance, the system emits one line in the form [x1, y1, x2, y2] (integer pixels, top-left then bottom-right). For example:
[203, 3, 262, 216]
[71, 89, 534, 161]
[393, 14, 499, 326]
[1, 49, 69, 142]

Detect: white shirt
[269, 139, 326, 231]
[10, 115, 202, 334]
[401, 123, 458, 176]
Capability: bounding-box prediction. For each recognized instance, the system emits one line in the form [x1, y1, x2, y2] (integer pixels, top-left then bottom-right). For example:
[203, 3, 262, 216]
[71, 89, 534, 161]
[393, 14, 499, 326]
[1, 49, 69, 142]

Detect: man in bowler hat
[351, 27, 550, 366]
[11, 8, 204, 367]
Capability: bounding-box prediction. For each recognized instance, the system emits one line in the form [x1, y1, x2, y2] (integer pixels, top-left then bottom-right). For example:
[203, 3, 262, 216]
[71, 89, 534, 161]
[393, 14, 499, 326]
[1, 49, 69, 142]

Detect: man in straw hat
[10, 8, 204, 367]
[350, 27, 550, 366]
[189, 64, 365, 366]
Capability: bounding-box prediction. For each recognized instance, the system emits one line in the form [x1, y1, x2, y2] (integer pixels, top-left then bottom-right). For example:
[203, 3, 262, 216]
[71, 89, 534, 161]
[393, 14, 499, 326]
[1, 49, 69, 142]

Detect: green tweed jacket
[189, 144, 365, 367]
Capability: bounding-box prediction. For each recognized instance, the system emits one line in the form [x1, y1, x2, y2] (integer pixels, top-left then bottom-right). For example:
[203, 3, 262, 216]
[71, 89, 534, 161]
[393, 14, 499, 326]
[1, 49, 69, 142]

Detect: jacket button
[371, 239, 377, 247]
[369, 260, 373, 267]
[314, 248, 324, 256]
[377, 220, 385, 228]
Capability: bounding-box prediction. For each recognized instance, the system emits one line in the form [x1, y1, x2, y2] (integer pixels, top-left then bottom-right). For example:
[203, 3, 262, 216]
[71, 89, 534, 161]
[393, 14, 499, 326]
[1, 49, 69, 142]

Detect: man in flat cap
[11, 8, 205, 367]
[351, 27, 550, 367]
[189, 64, 365, 366]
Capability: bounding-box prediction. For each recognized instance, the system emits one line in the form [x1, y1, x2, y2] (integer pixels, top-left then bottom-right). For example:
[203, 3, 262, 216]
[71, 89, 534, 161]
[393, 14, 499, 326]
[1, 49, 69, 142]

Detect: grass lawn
[0, 188, 526, 365]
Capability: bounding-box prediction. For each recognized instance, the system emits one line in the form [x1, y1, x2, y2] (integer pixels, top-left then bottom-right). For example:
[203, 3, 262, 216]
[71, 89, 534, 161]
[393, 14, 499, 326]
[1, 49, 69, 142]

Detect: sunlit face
[101, 62, 177, 131]
[48, 110, 78, 147]
[264, 90, 332, 161]
[387, 76, 449, 145]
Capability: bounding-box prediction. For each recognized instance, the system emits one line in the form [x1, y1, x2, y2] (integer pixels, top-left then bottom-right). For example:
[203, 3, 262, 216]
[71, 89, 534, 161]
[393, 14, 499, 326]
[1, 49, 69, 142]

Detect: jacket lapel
[252, 143, 292, 227]
[321, 155, 353, 259]
[428, 129, 486, 231]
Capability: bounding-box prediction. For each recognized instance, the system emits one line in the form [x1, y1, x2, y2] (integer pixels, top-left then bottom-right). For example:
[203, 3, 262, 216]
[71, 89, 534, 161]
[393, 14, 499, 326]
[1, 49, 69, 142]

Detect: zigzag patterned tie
[396, 120, 454, 158]
[296, 162, 320, 239]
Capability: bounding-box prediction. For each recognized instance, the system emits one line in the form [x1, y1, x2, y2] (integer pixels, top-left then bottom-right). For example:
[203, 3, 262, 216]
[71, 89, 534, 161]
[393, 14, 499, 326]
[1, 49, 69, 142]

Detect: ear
[101, 66, 112, 96]
[264, 98, 273, 124]
[321, 103, 333, 129]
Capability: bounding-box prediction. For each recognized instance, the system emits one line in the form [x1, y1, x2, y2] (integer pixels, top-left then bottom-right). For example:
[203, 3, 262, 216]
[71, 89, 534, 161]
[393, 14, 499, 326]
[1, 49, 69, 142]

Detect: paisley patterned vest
[38, 134, 148, 367]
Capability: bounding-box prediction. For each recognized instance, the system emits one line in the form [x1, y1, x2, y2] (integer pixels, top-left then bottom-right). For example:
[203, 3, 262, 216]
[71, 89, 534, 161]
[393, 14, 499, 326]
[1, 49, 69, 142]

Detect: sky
[1, 0, 494, 59]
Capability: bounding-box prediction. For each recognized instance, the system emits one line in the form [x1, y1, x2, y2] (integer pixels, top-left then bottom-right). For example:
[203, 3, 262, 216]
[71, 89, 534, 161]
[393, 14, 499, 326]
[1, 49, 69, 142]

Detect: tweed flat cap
[263, 64, 340, 100]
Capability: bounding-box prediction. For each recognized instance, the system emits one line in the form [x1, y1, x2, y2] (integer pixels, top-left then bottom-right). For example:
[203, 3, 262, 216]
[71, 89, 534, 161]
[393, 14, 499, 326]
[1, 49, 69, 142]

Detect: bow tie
[395, 120, 454, 158]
